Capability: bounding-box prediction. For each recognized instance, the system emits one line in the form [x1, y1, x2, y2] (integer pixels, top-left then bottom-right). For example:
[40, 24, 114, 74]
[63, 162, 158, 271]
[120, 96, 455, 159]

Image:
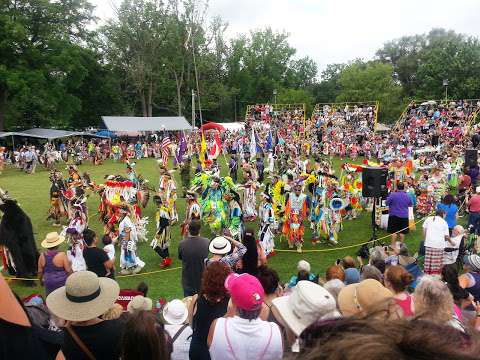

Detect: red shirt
[459, 175, 471, 190]
[469, 194, 480, 213]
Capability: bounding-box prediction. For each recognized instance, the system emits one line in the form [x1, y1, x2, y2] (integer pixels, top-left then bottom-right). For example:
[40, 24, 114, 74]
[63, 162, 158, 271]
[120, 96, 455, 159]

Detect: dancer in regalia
[258, 186, 276, 256]
[181, 191, 201, 237]
[224, 190, 244, 242]
[158, 164, 178, 223]
[118, 206, 145, 275]
[200, 176, 228, 235]
[241, 169, 258, 221]
[47, 170, 67, 226]
[151, 195, 173, 268]
[283, 182, 308, 252]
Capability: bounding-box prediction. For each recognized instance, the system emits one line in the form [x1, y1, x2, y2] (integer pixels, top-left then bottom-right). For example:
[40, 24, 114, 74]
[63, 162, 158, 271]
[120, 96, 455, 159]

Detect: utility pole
[191, 89, 195, 131]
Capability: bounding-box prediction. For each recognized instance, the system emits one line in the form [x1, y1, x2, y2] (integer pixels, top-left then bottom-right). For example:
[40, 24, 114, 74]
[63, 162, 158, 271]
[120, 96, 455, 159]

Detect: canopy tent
[221, 122, 245, 132]
[102, 116, 192, 132]
[96, 130, 117, 138]
[0, 131, 45, 139]
[19, 128, 109, 140]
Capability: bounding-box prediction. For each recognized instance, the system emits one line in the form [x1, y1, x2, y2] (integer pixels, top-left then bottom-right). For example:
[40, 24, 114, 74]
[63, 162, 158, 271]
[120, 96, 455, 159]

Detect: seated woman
[38, 232, 71, 296]
[287, 260, 317, 288]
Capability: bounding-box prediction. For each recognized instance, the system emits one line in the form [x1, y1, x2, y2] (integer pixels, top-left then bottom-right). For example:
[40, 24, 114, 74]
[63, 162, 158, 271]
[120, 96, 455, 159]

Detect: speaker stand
[370, 197, 379, 245]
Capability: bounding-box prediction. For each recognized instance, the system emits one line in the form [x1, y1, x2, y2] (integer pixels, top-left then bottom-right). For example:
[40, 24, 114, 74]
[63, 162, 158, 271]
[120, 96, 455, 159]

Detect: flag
[161, 136, 171, 166]
[249, 129, 256, 160]
[209, 132, 222, 160]
[266, 131, 273, 151]
[199, 132, 207, 167]
[176, 131, 187, 164]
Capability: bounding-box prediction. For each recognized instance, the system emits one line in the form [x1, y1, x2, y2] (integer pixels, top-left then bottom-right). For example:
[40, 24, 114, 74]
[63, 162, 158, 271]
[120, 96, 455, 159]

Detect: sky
[91, 0, 480, 74]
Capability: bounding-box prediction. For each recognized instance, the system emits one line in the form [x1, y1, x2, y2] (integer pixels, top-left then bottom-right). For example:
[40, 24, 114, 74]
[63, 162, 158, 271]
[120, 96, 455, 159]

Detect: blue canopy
[96, 130, 117, 138]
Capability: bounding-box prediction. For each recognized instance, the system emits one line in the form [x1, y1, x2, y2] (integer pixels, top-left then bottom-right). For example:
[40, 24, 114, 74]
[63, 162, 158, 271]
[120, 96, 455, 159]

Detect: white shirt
[210, 316, 283, 360]
[165, 324, 193, 360]
[443, 234, 463, 265]
[423, 216, 449, 249]
[103, 244, 115, 260]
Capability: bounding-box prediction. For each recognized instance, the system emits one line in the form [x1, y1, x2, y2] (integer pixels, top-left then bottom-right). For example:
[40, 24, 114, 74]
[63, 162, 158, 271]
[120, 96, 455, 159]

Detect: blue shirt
[436, 203, 458, 229]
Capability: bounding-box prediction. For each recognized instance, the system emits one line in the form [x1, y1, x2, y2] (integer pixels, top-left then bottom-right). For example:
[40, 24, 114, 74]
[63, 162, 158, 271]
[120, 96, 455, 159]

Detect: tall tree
[335, 61, 405, 123]
[0, 0, 95, 130]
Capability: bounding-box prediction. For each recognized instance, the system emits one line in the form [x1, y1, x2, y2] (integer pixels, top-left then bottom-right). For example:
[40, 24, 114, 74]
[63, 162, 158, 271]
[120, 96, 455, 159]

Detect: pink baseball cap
[224, 273, 265, 311]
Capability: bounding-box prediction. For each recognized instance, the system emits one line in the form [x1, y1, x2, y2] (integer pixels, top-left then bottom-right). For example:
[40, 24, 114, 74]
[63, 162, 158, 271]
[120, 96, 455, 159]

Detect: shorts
[387, 215, 409, 235]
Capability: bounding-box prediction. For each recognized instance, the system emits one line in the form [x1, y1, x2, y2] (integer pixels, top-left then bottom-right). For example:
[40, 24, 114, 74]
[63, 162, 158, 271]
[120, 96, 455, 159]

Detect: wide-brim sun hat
[209, 236, 231, 255]
[272, 281, 339, 337]
[41, 232, 65, 249]
[46, 271, 120, 322]
[338, 279, 393, 317]
[127, 295, 153, 314]
[163, 299, 188, 325]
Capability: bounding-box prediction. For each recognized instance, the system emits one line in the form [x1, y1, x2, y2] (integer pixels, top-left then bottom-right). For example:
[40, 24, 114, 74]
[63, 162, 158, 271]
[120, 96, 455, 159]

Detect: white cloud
[90, 0, 480, 73]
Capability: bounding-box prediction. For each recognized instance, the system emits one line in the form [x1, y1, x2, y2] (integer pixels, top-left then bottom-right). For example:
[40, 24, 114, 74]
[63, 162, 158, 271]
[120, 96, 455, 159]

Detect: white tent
[102, 116, 192, 132]
[221, 122, 245, 132]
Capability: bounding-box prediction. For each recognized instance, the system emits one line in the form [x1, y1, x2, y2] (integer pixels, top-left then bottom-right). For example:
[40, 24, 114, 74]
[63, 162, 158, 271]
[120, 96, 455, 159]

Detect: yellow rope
[4, 266, 182, 282]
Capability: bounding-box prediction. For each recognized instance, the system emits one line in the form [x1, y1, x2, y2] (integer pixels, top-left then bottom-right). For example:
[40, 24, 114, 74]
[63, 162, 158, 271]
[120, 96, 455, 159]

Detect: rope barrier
[4, 266, 182, 282]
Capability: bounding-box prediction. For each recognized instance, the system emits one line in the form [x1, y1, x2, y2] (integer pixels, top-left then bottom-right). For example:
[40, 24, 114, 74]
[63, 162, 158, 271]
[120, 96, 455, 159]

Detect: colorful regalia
[181, 191, 201, 236]
[63, 203, 87, 272]
[242, 178, 258, 221]
[151, 196, 173, 268]
[158, 165, 178, 223]
[119, 208, 145, 275]
[201, 183, 227, 234]
[283, 183, 308, 252]
[191, 172, 237, 235]
[47, 170, 68, 225]
[225, 191, 244, 242]
[258, 187, 276, 256]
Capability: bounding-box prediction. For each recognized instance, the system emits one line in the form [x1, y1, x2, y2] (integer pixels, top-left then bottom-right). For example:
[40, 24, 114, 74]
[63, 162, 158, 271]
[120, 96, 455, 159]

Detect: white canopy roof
[221, 122, 245, 132]
[102, 116, 192, 132]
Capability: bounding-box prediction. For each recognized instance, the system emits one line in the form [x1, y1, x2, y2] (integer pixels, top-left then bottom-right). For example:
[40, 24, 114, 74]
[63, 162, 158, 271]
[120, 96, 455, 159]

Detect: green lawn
[2, 156, 425, 301]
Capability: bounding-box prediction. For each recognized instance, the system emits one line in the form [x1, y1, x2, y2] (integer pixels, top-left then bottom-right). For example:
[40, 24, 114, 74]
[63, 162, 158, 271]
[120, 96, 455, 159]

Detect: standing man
[423, 209, 450, 275]
[83, 228, 115, 278]
[386, 182, 412, 250]
[178, 219, 210, 297]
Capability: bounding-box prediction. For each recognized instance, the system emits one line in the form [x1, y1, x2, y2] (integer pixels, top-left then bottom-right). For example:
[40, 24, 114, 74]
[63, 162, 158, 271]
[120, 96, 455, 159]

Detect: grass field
[1, 156, 426, 301]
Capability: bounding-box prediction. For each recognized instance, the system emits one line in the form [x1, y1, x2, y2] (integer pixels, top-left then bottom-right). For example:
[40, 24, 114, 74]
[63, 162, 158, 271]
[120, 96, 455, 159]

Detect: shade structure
[19, 128, 108, 140]
[96, 130, 117, 138]
[102, 116, 192, 132]
[0, 131, 47, 139]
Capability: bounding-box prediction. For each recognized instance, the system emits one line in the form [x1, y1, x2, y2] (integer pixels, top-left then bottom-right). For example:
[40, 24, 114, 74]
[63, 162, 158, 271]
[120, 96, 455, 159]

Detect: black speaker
[362, 167, 388, 198]
[465, 149, 478, 168]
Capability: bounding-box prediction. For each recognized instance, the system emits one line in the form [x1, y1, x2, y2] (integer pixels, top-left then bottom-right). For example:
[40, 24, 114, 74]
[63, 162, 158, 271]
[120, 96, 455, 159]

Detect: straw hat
[209, 236, 231, 255]
[127, 295, 153, 314]
[337, 279, 393, 317]
[163, 299, 188, 325]
[41, 232, 65, 249]
[46, 271, 120, 322]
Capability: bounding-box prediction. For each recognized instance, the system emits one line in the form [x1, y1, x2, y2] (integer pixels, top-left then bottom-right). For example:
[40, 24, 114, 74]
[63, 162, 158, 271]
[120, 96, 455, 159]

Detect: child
[103, 234, 115, 278]
[150, 195, 173, 268]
